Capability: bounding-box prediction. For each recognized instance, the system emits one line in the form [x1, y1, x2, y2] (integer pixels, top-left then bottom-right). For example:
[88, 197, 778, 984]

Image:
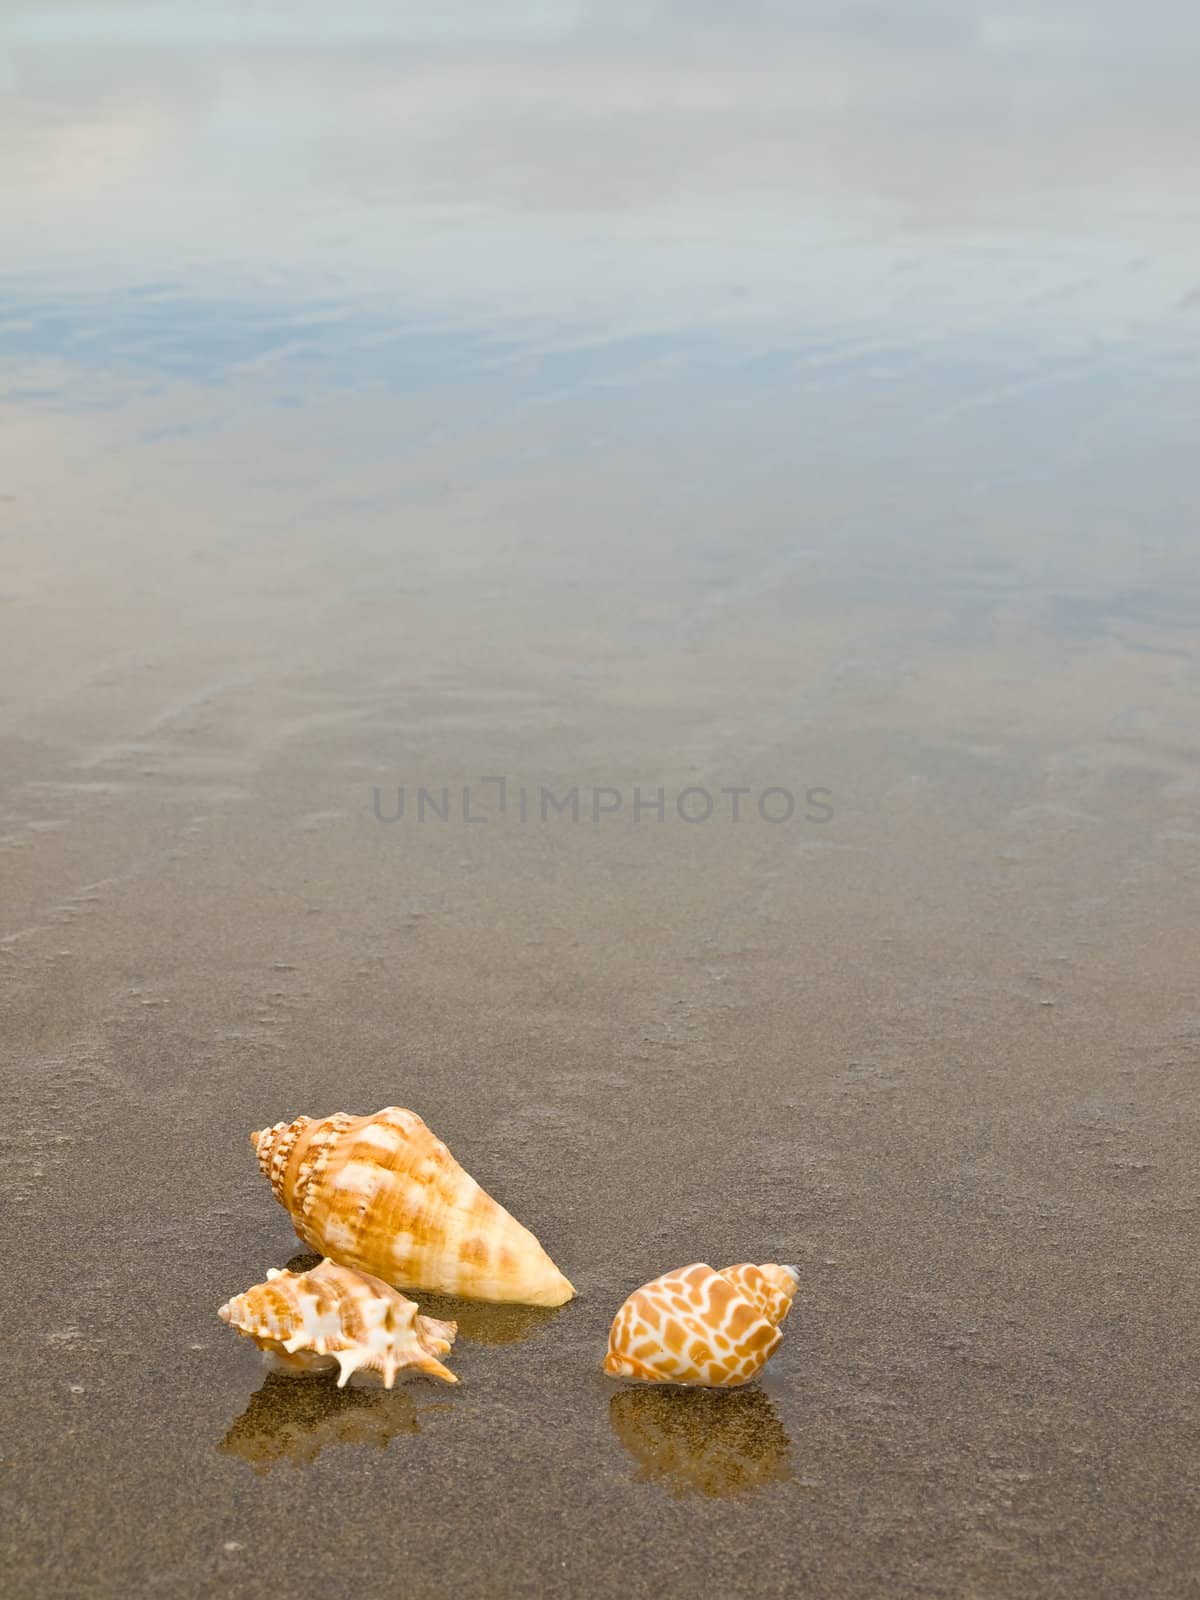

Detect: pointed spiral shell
[218, 1258, 458, 1387]
[603, 1262, 799, 1387]
[250, 1106, 575, 1307]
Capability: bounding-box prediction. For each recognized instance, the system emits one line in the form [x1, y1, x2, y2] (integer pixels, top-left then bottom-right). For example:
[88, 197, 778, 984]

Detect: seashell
[218, 1258, 458, 1387]
[250, 1106, 575, 1307]
[603, 1262, 799, 1387]
[717, 1262, 799, 1329]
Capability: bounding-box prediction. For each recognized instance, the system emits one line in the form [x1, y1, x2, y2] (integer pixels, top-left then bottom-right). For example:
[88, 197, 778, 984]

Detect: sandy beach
[2, 5, 1199, 1596]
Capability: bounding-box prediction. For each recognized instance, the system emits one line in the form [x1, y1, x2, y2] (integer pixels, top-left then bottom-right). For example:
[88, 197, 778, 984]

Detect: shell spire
[717, 1262, 799, 1329]
[218, 1258, 458, 1386]
[251, 1115, 314, 1202]
[603, 1262, 799, 1387]
[249, 1106, 575, 1307]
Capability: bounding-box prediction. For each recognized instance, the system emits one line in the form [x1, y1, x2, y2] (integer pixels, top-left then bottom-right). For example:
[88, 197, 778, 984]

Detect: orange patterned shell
[603, 1262, 799, 1387]
[250, 1106, 575, 1307]
[218, 1258, 458, 1386]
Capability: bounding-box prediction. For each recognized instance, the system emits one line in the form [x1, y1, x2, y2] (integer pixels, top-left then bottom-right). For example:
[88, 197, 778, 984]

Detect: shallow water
[2, 4, 1199, 1597]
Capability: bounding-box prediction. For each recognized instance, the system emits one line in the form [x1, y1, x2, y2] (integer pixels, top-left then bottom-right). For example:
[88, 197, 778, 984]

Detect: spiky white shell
[604, 1262, 799, 1387]
[218, 1258, 458, 1387]
[250, 1106, 575, 1307]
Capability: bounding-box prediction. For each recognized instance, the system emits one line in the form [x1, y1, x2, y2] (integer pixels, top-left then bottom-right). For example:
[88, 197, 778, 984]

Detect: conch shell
[250, 1106, 575, 1307]
[218, 1258, 458, 1387]
[603, 1262, 799, 1387]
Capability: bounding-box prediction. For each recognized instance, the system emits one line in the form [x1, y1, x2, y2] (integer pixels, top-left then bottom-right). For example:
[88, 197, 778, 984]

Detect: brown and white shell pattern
[250, 1106, 575, 1307]
[218, 1258, 458, 1387]
[603, 1262, 799, 1387]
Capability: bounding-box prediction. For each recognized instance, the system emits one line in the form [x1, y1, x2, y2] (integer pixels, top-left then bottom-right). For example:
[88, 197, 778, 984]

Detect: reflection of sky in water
[2, 0, 1197, 602]
[3, 276, 1191, 497]
[4, 2, 1199, 298]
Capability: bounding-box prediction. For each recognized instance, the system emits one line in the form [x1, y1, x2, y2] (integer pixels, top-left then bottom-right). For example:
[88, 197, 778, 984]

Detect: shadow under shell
[217, 1370, 451, 1475]
[608, 1385, 793, 1499]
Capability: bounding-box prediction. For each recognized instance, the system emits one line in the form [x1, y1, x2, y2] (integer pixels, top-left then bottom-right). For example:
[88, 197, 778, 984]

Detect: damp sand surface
[2, 6, 1200, 1597]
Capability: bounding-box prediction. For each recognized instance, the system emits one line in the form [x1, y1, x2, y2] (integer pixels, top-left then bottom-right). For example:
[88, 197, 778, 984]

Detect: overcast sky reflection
[2, 2, 1197, 394]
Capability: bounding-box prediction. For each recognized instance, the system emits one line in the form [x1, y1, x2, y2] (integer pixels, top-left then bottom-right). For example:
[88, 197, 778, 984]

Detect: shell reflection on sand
[609, 1387, 792, 1499]
[218, 1371, 448, 1474]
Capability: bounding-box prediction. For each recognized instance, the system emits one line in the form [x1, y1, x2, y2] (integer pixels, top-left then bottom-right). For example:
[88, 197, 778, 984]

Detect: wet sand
[3, 6, 1200, 1597]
